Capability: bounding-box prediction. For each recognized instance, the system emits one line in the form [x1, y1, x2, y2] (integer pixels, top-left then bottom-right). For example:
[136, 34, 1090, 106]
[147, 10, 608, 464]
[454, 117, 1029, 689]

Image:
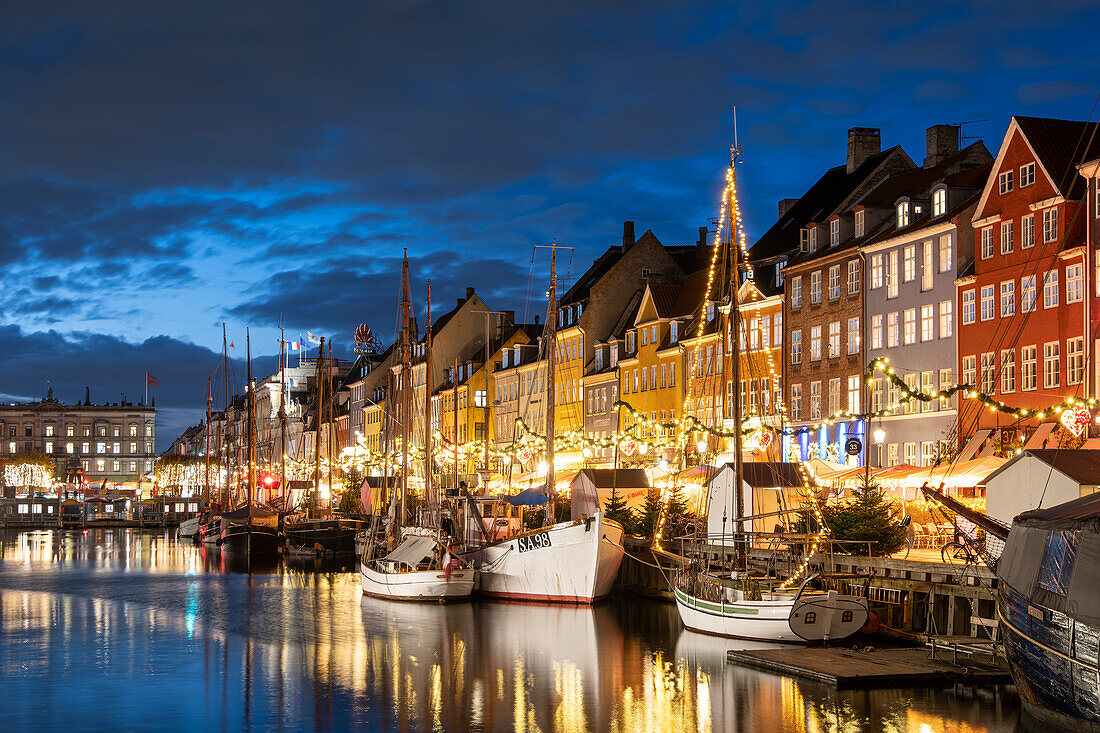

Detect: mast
[452, 357, 459, 495]
[327, 341, 337, 515]
[728, 150, 745, 539]
[312, 338, 325, 520]
[383, 369, 395, 543]
[246, 328, 254, 508]
[205, 370, 212, 506]
[279, 327, 287, 511]
[543, 245, 558, 526]
[400, 250, 411, 530]
[424, 280, 434, 525]
[223, 323, 230, 506]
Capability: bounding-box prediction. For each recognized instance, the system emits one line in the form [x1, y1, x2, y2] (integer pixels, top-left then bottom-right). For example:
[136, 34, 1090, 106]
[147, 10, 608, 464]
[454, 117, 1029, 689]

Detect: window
[888, 443, 899, 466]
[775, 260, 785, 287]
[1001, 350, 1016, 393]
[670, 321, 679, 343]
[871, 378, 884, 410]
[129, 425, 137, 437]
[980, 285, 995, 321]
[938, 235, 952, 273]
[921, 241, 933, 290]
[790, 384, 802, 421]
[847, 259, 860, 294]
[962, 355, 976, 386]
[828, 378, 841, 415]
[887, 312, 900, 348]
[45, 441, 53, 454]
[1066, 263, 1083, 303]
[810, 271, 821, 305]
[112, 460, 120, 472]
[962, 290, 975, 324]
[1000, 281, 1015, 317]
[1068, 337, 1084, 385]
[669, 363, 675, 387]
[809, 227, 818, 252]
[896, 201, 909, 228]
[789, 329, 802, 365]
[129, 442, 136, 453]
[660, 362, 667, 388]
[903, 309, 917, 345]
[887, 251, 899, 298]
[773, 313, 782, 349]
[809, 381, 821, 420]
[1022, 275, 1036, 313]
[980, 227, 993, 259]
[981, 352, 996, 394]
[855, 210, 865, 237]
[848, 375, 860, 413]
[830, 219, 839, 246]
[904, 374, 917, 414]
[828, 265, 840, 299]
[791, 277, 802, 308]
[828, 321, 840, 358]
[921, 441, 936, 466]
[1044, 271, 1059, 309]
[1022, 214, 1035, 249]
[1043, 208, 1059, 243]
[1020, 162, 1035, 187]
[65, 442, 73, 454]
[627, 332, 635, 353]
[939, 368, 953, 410]
[939, 301, 952, 338]
[1044, 342, 1060, 388]
[920, 304, 934, 341]
[44, 425, 54, 437]
[847, 317, 860, 355]
[871, 314, 883, 350]
[1022, 346, 1037, 391]
[1001, 221, 1013, 255]
[903, 245, 916, 282]
[920, 372, 934, 413]
[932, 188, 946, 217]
[800, 228, 809, 251]
[810, 326, 822, 361]
[999, 170, 1013, 194]
[96, 442, 105, 454]
[641, 329, 648, 347]
[870, 254, 883, 289]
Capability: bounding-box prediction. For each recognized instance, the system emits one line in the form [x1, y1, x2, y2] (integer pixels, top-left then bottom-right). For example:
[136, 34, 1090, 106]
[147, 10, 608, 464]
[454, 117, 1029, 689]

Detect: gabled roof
[1015, 116, 1100, 200]
[985, 449, 1100, 489]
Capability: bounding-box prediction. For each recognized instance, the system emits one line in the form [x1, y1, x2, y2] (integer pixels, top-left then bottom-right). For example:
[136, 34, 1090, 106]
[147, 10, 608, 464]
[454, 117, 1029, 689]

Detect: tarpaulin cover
[382, 535, 437, 567]
[1016, 491, 1100, 532]
[502, 488, 549, 506]
[221, 504, 278, 520]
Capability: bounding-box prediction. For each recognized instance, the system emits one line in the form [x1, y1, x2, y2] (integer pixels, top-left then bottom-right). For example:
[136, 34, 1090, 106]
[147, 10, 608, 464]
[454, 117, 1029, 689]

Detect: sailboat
[199, 324, 232, 547]
[283, 336, 364, 555]
[459, 244, 626, 604]
[179, 372, 215, 541]
[219, 328, 280, 556]
[360, 252, 476, 602]
[672, 145, 867, 642]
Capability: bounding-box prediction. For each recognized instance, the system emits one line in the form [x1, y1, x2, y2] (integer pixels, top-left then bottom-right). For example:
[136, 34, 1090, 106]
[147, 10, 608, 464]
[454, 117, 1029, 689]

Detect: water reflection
[0, 529, 1020, 732]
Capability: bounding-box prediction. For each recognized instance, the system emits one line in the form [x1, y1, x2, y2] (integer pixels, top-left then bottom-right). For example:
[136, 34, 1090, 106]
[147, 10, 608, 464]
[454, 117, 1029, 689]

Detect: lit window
[903, 245, 916, 282]
[810, 326, 821, 361]
[810, 271, 821, 305]
[903, 308, 917, 345]
[847, 260, 860, 294]
[896, 201, 909, 228]
[1068, 338, 1084, 385]
[791, 277, 802, 308]
[828, 265, 840, 299]
[886, 312, 899, 348]
[847, 317, 860, 354]
[887, 251, 898, 298]
[920, 305, 934, 341]
[939, 301, 952, 337]
[932, 188, 946, 216]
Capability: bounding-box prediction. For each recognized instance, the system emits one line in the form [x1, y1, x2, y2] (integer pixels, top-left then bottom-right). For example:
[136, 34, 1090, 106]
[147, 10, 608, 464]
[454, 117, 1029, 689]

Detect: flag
[289, 341, 302, 350]
[146, 372, 160, 387]
[228, 341, 236, 349]
[306, 331, 322, 345]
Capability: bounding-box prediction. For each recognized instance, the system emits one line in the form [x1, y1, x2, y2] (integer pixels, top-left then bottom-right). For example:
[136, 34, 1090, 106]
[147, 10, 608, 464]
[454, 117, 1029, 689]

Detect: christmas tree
[603, 485, 635, 534]
[637, 487, 663, 539]
[662, 482, 692, 539]
[821, 481, 907, 556]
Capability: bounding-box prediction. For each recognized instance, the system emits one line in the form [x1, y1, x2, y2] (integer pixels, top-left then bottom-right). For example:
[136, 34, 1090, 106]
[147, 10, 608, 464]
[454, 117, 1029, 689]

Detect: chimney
[697, 226, 708, 247]
[846, 127, 881, 173]
[622, 221, 635, 250]
[778, 199, 798, 218]
[466, 286, 475, 300]
[924, 124, 960, 168]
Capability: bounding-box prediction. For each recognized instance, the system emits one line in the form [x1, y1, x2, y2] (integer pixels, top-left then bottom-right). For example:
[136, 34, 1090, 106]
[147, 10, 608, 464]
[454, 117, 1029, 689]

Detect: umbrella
[502, 488, 549, 506]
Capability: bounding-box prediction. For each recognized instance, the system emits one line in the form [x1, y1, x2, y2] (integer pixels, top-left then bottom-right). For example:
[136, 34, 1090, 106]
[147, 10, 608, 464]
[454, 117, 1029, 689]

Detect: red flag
[146, 372, 160, 387]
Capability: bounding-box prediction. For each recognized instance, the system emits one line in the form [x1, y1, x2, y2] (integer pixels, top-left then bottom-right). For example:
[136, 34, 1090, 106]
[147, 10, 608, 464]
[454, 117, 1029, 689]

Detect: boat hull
[466, 513, 624, 604]
[199, 517, 222, 546]
[359, 563, 476, 602]
[673, 585, 804, 642]
[178, 515, 201, 539]
[283, 519, 360, 555]
[999, 584, 1100, 732]
[219, 525, 280, 556]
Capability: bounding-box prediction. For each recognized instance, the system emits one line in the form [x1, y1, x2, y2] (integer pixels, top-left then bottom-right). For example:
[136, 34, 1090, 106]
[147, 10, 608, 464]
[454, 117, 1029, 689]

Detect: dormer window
[854, 210, 865, 238]
[932, 188, 946, 217]
[595, 348, 604, 371]
[502, 351, 509, 369]
[627, 331, 635, 353]
[808, 227, 818, 252]
[670, 321, 679, 343]
[829, 219, 839, 246]
[775, 258, 786, 287]
[800, 228, 809, 252]
[896, 200, 910, 228]
[576, 303, 583, 317]
[706, 303, 715, 322]
[641, 268, 651, 280]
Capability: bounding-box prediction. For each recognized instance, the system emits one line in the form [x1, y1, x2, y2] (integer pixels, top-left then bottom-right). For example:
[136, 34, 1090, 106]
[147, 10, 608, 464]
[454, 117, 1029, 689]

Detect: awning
[956, 429, 991, 462]
[382, 535, 437, 566]
[1023, 422, 1056, 449]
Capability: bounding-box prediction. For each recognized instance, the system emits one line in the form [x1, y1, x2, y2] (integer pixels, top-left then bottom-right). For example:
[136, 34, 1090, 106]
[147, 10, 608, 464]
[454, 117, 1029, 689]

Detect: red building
[955, 116, 1100, 454]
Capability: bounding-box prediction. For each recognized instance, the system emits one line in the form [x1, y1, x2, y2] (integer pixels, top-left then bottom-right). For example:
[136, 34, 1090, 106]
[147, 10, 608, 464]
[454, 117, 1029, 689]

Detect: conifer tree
[638, 487, 663, 539]
[662, 482, 692, 539]
[603, 485, 634, 534]
[821, 481, 907, 556]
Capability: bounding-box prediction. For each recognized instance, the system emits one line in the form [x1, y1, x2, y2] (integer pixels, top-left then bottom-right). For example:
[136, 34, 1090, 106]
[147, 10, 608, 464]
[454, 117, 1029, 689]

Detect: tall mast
[205, 370, 212, 505]
[223, 323, 230, 506]
[400, 250, 411, 529]
[424, 280, 434, 524]
[279, 327, 287, 511]
[327, 341, 337, 515]
[452, 357, 459, 494]
[728, 149, 745, 537]
[544, 245, 558, 525]
[312, 338, 325, 520]
[246, 328, 254, 508]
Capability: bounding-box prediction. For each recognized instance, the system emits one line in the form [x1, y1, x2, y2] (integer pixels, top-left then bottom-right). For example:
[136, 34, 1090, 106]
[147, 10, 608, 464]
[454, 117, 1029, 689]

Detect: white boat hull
[674, 585, 804, 642]
[359, 563, 476, 602]
[178, 516, 201, 539]
[467, 513, 624, 604]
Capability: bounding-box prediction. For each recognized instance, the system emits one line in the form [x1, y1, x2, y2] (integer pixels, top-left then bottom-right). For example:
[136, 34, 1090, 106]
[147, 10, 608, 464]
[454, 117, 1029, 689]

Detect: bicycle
[940, 538, 981, 565]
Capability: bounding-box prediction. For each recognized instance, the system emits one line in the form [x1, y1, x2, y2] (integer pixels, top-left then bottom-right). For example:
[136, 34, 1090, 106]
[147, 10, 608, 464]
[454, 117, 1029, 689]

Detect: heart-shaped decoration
[1061, 407, 1091, 437]
[755, 431, 773, 452]
[619, 438, 637, 456]
[515, 446, 533, 464]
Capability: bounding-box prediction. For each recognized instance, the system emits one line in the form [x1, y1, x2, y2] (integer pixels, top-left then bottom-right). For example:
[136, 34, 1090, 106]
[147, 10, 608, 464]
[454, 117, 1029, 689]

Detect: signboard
[354, 323, 382, 355]
[845, 437, 863, 456]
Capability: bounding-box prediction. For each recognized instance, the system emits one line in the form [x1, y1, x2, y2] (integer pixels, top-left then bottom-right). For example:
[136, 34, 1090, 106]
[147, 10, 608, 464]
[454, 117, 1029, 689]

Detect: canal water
[0, 529, 1022, 732]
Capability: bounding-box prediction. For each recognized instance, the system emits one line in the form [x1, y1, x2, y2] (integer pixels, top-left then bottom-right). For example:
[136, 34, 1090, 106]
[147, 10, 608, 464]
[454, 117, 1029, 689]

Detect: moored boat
[219, 504, 280, 555]
[360, 534, 475, 602]
[283, 516, 364, 555]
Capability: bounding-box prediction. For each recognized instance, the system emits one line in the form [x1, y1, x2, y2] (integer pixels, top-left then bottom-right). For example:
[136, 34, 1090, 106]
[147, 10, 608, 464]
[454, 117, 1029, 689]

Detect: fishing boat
[460, 243, 625, 604]
[359, 251, 475, 602]
[670, 144, 867, 642]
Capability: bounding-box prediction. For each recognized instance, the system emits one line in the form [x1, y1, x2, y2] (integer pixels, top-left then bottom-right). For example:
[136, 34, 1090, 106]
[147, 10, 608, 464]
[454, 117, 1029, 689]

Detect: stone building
[0, 388, 156, 485]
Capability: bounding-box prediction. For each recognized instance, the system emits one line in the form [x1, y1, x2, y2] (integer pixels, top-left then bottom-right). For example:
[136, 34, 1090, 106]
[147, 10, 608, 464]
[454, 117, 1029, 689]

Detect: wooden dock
[726, 645, 1011, 689]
